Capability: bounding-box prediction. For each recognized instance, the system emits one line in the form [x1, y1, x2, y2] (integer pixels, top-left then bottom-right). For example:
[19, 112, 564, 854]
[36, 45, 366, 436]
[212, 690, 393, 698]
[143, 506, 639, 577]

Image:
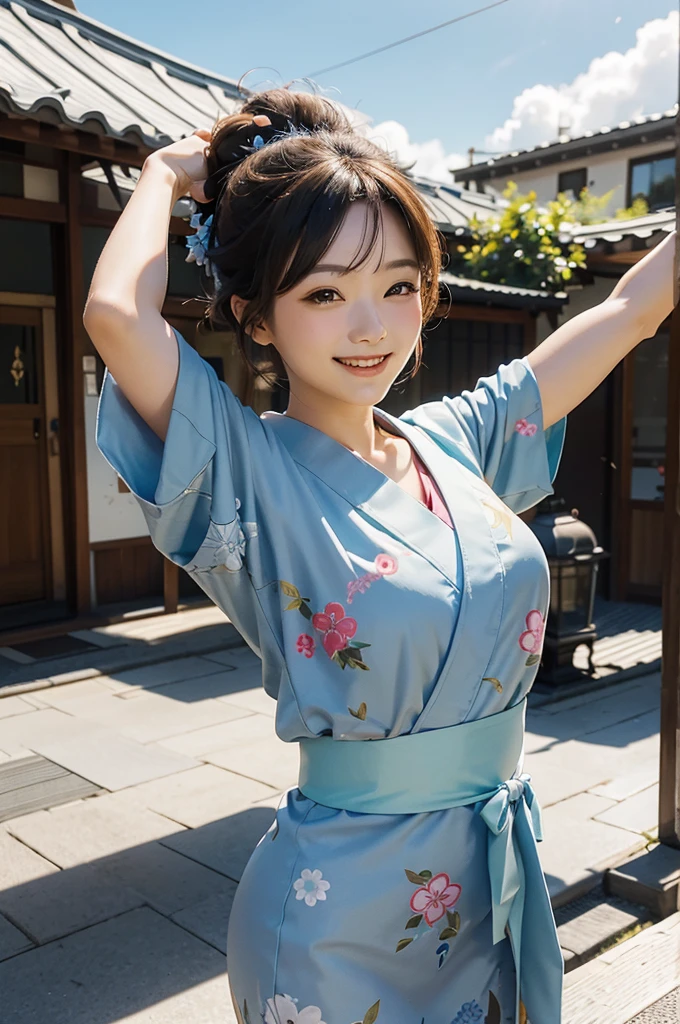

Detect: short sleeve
[400, 356, 566, 514]
[95, 328, 263, 579]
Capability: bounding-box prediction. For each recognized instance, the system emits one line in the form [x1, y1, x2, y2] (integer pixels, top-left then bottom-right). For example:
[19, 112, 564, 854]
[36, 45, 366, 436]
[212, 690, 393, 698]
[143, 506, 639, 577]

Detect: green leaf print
[405, 869, 429, 885]
[347, 640, 371, 649]
[348, 702, 368, 720]
[525, 653, 540, 667]
[438, 927, 458, 940]
[285, 598, 303, 611]
[447, 909, 461, 930]
[395, 937, 413, 952]
[279, 580, 300, 599]
[405, 914, 423, 929]
[364, 1001, 380, 1024]
[242, 999, 251, 1024]
[298, 602, 313, 620]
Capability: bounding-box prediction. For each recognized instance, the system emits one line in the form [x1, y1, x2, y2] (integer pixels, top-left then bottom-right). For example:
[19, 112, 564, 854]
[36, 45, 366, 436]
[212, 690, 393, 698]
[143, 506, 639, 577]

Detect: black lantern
[528, 496, 610, 685]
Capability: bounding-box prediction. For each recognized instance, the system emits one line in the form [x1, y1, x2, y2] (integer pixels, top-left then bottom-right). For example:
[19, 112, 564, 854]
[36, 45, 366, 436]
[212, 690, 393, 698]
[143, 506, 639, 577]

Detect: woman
[85, 89, 675, 1024]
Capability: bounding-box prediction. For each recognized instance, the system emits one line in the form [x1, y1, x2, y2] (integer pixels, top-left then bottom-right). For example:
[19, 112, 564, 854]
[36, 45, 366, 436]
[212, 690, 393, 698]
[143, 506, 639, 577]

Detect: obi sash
[298, 698, 564, 1024]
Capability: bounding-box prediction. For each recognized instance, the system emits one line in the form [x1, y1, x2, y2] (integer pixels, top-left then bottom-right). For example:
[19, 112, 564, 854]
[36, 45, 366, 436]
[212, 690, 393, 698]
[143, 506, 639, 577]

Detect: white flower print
[263, 993, 326, 1024]
[293, 868, 330, 907]
[185, 499, 257, 574]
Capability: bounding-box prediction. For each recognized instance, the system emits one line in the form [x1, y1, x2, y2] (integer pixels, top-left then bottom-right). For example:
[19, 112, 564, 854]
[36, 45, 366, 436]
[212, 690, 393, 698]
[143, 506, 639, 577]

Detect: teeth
[337, 356, 386, 367]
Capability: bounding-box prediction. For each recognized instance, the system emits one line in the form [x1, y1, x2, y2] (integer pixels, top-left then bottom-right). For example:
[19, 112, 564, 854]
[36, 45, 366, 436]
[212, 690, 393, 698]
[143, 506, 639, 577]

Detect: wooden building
[0, 0, 566, 640]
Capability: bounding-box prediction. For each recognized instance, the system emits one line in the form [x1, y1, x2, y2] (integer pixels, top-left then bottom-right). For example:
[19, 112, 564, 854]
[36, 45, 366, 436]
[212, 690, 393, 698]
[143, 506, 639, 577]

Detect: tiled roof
[439, 270, 566, 309]
[455, 106, 678, 183]
[411, 174, 497, 233]
[0, 0, 243, 147]
[568, 209, 676, 246]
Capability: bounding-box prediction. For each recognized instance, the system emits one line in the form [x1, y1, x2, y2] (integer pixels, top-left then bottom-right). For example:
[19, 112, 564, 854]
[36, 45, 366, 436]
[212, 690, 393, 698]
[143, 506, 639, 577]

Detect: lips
[333, 354, 392, 377]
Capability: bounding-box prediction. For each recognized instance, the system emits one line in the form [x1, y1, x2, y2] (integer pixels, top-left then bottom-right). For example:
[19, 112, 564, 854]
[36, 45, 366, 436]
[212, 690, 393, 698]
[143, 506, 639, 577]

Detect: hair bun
[204, 89, 354, 204]
[204, 111, 294, 202]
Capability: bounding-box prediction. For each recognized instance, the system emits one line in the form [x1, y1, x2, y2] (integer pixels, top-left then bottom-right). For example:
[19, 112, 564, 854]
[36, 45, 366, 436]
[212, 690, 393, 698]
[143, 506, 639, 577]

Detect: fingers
[189, 181, 209, 205]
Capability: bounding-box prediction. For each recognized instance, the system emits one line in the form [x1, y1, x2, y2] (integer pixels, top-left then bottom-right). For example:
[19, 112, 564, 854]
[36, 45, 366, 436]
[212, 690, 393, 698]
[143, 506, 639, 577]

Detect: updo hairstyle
[201, 88, 444, 386]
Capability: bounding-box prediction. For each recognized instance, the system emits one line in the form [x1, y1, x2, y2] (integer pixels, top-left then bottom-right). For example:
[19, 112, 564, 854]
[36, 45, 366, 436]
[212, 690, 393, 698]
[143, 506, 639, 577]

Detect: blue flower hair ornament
[185, 110, 311, 275]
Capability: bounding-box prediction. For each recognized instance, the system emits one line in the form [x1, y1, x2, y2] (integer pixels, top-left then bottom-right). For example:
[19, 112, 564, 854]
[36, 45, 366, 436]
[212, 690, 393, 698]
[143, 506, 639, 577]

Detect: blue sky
[77, 0, 678, 180]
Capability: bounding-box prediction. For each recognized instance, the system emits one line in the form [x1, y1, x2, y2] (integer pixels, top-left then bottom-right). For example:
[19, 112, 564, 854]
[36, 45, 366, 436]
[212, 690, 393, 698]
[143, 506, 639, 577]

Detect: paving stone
[590, 759, 660, 802]
[539, 792, 649, 907]
[0, 708, 199, 789]
[112, 764, 279, 828]
[33, 683, 249, 745]
[4, 795, 186, 868]
[207, 734, 300, 790]
[0, 696, 36, 719]
[607, 843, 680, 918]
[162, 800, 280, 881]
[156, 710, 275, 762]
[0, 859, 143, 944]
[32, 678, 117, 708]
[0, 827, 60, 891]
[0, 906, 236, 1024]
[527, 680, 660, 742]
[158, 714, 267, 758]
[0, 912, 34, 960]
[95, 842, 239, 916]
[171, 883, 238, 954]
[593, 784, 660, 836]
[100, 655, 232, 694]
[203, 646, 260, 669]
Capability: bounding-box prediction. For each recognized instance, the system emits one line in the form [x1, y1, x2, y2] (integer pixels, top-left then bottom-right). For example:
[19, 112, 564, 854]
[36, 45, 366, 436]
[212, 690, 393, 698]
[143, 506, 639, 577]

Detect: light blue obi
[299, 698, 564, 1022]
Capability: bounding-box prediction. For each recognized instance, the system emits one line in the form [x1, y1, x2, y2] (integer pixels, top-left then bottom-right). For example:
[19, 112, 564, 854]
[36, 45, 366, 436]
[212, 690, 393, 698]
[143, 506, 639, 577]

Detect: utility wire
[306, 0, 510, 78]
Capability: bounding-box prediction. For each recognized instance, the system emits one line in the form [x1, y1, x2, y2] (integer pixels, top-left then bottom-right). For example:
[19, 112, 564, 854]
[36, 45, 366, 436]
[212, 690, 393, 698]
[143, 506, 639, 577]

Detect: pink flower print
[296, 634, 315, 658]
[409, 872, 462, 927]
[375, 553, 398, 575]
[312, 602, 357, 658]
[346, 572, 380, 604]
[519, 609, 545, 653]
[515, 418, 538, 437]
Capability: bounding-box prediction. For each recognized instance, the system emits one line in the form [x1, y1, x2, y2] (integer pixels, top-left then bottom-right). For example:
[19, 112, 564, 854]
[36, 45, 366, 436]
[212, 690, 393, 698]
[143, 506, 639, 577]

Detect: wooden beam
[0, 292, 55, 307]
[0, 115, 150, 166]
[435, 303, 530, 323]
[658, 105, 680, 848]
[0, 196, 66, 223]
[62, 151, 91, 615]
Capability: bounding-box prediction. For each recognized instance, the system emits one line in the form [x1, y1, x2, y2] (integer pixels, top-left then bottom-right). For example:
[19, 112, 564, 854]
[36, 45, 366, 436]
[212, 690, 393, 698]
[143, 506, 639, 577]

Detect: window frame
[627, 149, 676, 210]
[557, 167, 588, 198]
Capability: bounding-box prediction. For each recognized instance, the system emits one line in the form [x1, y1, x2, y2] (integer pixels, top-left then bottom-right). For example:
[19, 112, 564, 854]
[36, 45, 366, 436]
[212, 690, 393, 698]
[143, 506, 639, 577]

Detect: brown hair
[202, 88, 444, 388]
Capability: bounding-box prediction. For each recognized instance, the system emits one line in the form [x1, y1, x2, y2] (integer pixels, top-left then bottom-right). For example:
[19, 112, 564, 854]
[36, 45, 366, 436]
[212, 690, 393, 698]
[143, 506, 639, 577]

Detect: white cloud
[485, 11, 678, 153]
[363, 119, 468, 183]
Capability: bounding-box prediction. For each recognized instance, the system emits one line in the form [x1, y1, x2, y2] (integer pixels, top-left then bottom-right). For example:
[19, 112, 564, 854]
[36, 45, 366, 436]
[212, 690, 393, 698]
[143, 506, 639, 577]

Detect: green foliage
[449, 183, 651, 293]
[449, 182, 587, 292]
[614, 195, 650, 220]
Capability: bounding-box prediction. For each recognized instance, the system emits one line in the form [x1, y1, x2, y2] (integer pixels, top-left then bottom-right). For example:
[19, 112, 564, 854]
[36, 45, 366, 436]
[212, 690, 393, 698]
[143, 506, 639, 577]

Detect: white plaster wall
[84, 389, 149, 544]
[481, 139, 673, 215]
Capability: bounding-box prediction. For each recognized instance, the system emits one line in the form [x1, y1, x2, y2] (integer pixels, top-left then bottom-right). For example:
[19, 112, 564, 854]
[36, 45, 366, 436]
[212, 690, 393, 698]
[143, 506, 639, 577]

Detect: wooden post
[61, 150, 92, 616]
[658, 105, 680, 848]
[163, 558, 179, 615]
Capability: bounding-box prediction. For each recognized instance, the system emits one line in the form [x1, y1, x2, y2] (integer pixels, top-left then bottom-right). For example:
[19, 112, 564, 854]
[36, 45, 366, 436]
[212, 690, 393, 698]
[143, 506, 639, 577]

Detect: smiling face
[248, 201, 423, 424]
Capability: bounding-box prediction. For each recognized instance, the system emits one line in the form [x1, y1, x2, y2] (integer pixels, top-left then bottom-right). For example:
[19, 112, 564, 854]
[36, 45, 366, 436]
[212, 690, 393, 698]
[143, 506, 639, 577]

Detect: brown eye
[308, 289, 339, 304]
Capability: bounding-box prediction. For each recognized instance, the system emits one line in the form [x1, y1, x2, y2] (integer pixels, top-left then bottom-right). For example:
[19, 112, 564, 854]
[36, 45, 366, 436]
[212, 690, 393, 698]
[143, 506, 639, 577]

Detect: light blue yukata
[96, 328, 567, 1024]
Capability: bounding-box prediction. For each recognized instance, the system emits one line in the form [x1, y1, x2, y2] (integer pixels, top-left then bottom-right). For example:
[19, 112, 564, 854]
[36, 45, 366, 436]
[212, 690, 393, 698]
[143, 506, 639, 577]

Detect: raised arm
[82, 130, 212, 440]
[526, 230, 676, 429]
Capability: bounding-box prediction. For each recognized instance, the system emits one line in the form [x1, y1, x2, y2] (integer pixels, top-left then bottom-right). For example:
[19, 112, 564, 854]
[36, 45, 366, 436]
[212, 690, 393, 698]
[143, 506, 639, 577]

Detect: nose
[347, 301, 387, 346]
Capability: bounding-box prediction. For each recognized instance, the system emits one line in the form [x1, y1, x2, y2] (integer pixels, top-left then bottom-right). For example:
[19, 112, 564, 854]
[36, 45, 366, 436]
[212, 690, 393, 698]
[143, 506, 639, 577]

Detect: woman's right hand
[143, 128, 213, 204]
[143, 114, 273, 205]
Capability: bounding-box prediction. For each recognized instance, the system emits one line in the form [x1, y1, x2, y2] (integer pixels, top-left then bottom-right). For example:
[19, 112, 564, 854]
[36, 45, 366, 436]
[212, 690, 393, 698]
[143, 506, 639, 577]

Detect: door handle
[33, 417, 41, 440]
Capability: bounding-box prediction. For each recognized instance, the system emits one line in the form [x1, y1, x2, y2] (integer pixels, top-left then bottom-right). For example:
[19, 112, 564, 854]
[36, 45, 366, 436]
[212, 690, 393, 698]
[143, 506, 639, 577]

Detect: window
[629, 152, 675, 211]
[558, 167, 587, 198]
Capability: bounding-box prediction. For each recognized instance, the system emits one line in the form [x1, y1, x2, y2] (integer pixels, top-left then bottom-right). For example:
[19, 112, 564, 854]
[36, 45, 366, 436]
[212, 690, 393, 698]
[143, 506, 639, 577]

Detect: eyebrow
[306, 258, 420, 276]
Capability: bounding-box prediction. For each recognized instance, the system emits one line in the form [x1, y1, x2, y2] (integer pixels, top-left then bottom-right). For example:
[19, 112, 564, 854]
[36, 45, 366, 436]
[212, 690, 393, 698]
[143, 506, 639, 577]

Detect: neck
[282, 392, 393, 457]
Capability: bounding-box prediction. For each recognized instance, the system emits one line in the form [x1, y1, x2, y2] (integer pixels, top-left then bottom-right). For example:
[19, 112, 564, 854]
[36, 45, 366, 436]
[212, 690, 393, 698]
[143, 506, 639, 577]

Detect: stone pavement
[0, 608, 665, 1023]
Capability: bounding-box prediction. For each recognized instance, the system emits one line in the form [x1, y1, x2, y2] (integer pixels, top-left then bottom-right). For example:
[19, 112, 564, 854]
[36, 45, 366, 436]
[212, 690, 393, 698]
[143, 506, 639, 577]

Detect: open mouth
[333, 354, 391, 372]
